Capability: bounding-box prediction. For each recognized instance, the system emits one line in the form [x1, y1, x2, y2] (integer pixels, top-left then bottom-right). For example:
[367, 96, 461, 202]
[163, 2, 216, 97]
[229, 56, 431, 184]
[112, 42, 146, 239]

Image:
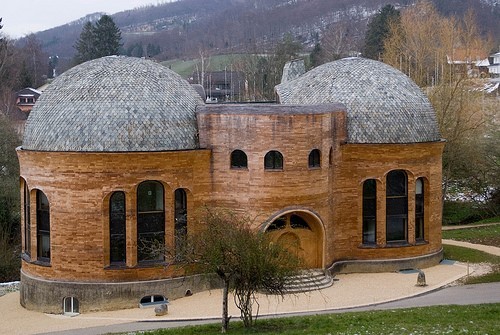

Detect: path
[442, 239, 500, 256]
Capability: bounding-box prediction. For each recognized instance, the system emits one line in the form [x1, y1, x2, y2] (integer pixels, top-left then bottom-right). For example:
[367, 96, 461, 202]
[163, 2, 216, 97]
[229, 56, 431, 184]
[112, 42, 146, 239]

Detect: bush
[442, 201, 489, 225]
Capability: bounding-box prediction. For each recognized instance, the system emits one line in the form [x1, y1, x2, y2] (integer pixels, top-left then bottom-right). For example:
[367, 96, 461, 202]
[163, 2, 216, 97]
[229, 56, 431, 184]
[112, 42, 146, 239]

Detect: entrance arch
[264, 210, 324, 268]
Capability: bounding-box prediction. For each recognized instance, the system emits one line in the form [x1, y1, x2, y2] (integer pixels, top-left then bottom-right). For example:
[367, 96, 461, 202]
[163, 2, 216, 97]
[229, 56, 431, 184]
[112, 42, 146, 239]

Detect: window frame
[230, 149, 248, 169]
[308, 149, 321, 168]
[137, 181, 165, 263]
[264, 150, 284, 170]
[415, 178, 425, 241]
[23, 182, 31, 257]
[174, 188, 188, 259]
[362, 179, 377, 245]
[36, 190, 50, 263]
[386, 170, 408, 244]
[109, 191, 126, 264]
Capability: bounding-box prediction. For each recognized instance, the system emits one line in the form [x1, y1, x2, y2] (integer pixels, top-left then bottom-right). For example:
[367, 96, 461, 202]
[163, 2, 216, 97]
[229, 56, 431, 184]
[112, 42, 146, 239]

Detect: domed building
[18, 56, 444, 313]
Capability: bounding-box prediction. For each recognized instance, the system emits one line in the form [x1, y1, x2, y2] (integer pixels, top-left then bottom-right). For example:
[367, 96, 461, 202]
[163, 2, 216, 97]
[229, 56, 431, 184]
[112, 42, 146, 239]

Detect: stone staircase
[282, 269, 334, 293]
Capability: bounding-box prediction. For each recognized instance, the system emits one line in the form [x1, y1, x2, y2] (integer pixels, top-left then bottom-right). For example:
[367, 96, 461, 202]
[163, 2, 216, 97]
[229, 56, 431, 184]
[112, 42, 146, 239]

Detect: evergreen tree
[94, 15, 122, 58]
[363, 4, 400, 60]
[74, 15, 122, 64]
[74, 21, 96, 64]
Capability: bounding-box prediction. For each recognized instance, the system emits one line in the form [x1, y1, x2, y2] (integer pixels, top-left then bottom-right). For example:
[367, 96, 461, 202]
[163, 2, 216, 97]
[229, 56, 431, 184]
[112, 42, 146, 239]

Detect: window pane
[308, 149, 321, 168]
[363, 218, 376, 244]
[386, 217, 406, 241]
[231, 150, 248, 168]
[386, 170, 407, 196]
[137, 182, 165, 262]
[363, 179, 377, 244]
[265, 151, 283, 170]
[386, 197, 408, 216]
[137, 182, 163, 212]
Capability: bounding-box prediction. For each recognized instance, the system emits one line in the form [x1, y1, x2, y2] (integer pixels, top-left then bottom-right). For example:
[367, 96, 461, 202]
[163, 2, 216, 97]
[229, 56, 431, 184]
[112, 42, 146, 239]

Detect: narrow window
[329, 147, 333, 167]
[264, 150, 283, 170]
[174, 189, 187, 258]
[23, 182, 31, 256]
[308, 149, 321, 168]
[386, 170, 408, 243]
[362, 179, 377, 244]
[110, 192, 126, 264]
[137, 181, 165, 262]
[230, 150, 248, 169]
[415, 178, 425, 241]
[36, 190, 50, 262]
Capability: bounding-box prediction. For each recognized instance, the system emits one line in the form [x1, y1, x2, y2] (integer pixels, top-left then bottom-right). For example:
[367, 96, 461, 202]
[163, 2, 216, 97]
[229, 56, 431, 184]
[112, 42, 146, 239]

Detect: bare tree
[190, 207, 300, 333]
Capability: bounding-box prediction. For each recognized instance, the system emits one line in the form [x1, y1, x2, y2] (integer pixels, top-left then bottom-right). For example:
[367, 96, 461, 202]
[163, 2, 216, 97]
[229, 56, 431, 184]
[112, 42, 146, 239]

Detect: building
[189, 70, 245, 102]
[9, 88, 41, 136]
[18, 56, 444, 314]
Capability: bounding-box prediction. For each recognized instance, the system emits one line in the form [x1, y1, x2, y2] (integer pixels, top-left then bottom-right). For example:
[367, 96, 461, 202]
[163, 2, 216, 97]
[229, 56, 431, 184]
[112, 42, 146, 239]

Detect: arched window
[174, 189, 187, 257]
[110, 192, 126, 264]
[137, 181, 165, 262]
[230, 150, 248, 169]
[386, 170, 408, 243]
[308, 149, 321, 168]
[362, 179, 377, 244]
[23, 181, 31, 256]
[415, 178, 425, 241]
[36, 190, 50, 262]
[264, 150, 283, 170]
[329, 147, 333, 167]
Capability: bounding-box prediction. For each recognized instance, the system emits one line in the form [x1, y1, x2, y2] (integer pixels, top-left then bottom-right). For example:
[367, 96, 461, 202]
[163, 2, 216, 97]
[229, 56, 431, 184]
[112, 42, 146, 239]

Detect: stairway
[282, 269, 334, 293]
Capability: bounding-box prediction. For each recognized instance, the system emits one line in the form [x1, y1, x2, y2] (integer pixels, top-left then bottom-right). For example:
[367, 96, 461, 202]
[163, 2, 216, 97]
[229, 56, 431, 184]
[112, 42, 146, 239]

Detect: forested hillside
[21, 0, 499, 70]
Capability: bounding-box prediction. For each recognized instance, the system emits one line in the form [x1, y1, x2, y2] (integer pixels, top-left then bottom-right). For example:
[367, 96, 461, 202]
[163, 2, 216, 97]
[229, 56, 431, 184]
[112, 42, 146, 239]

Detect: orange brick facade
[18, 103, 444, 312]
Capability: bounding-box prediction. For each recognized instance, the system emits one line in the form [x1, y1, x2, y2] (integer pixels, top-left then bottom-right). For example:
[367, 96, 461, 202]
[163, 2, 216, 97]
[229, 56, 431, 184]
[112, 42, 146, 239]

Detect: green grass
[443, 223, 500, 247]
[140, 304, 500, 335]
[443, 244, 500, 284]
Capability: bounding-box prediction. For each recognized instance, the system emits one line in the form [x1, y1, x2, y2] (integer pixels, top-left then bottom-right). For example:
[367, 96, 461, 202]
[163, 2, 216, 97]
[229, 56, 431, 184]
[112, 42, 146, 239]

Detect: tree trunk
[221, 279, 230, 333]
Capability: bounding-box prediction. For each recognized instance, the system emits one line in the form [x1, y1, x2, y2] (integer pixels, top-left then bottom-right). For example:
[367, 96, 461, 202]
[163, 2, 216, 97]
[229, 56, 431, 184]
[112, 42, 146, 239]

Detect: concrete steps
[283, 269, 334, 293]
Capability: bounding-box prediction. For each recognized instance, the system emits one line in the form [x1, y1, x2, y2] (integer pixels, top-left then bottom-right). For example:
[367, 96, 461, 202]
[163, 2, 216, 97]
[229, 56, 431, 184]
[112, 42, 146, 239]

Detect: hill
[18, 0, 500, 69]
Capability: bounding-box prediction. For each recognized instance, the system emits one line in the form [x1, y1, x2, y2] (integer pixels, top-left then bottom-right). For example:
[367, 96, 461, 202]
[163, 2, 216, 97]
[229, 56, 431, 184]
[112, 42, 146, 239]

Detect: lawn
[443, 244, 500, 284]
[442, 223, 500, 247]
[141, 304, 500, 335]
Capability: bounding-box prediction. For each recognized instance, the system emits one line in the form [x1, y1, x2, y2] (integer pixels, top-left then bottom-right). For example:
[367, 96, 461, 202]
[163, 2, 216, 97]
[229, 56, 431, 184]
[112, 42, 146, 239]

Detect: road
[37, 282, 500, 335]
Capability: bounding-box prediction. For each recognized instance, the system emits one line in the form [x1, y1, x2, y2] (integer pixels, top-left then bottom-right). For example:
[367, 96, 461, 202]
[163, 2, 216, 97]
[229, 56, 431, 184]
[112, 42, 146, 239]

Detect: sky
[1, 1, 171, 39]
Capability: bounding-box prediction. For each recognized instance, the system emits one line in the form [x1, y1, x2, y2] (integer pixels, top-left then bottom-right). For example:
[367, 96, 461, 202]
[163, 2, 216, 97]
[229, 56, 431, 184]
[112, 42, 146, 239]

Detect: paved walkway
[442, 222, 499, 230]
[2, 229, 498, 335]
[0, 262, 469, 335]
[442, 239, 500, 256]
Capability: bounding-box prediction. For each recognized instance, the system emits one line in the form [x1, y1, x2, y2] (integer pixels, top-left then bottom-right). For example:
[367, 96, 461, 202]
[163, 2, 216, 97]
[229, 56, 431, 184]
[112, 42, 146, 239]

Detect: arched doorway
[265, 211, 323, 268]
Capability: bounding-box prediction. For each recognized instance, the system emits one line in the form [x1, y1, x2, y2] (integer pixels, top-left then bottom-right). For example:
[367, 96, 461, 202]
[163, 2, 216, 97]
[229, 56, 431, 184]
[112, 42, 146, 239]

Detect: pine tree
[94, 15, 122, 58]
[74, 15, 122, 64]
[363, 5, 400, 60]
[74, 21, 97, 64]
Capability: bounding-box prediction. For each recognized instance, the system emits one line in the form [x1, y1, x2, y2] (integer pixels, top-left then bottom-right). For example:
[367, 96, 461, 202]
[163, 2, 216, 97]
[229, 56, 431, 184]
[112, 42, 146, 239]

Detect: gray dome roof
[23, 56, 203, 152]
[276, 57, 441, 144]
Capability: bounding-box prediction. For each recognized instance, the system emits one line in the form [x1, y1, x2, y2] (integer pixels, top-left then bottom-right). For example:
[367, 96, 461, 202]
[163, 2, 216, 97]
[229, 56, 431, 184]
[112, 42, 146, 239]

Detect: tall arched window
[386, 170, 408, 243]
[230, 150, 248, 169]
[174, 189, 187, 257]
[415, 178, 425, 241]
[23, 182, 31, 256]
[264, 150, 283, 170]
[36, 190, 50, 262]
[137, 181, 165, 262]
[362, 179, 377, 244]
[308, 149, 321, 168]
[110, 191, 126, 264]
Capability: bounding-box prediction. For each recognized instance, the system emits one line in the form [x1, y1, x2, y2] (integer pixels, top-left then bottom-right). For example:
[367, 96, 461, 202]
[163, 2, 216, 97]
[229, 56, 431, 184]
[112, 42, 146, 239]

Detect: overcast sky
[1, 1, 171, 38]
